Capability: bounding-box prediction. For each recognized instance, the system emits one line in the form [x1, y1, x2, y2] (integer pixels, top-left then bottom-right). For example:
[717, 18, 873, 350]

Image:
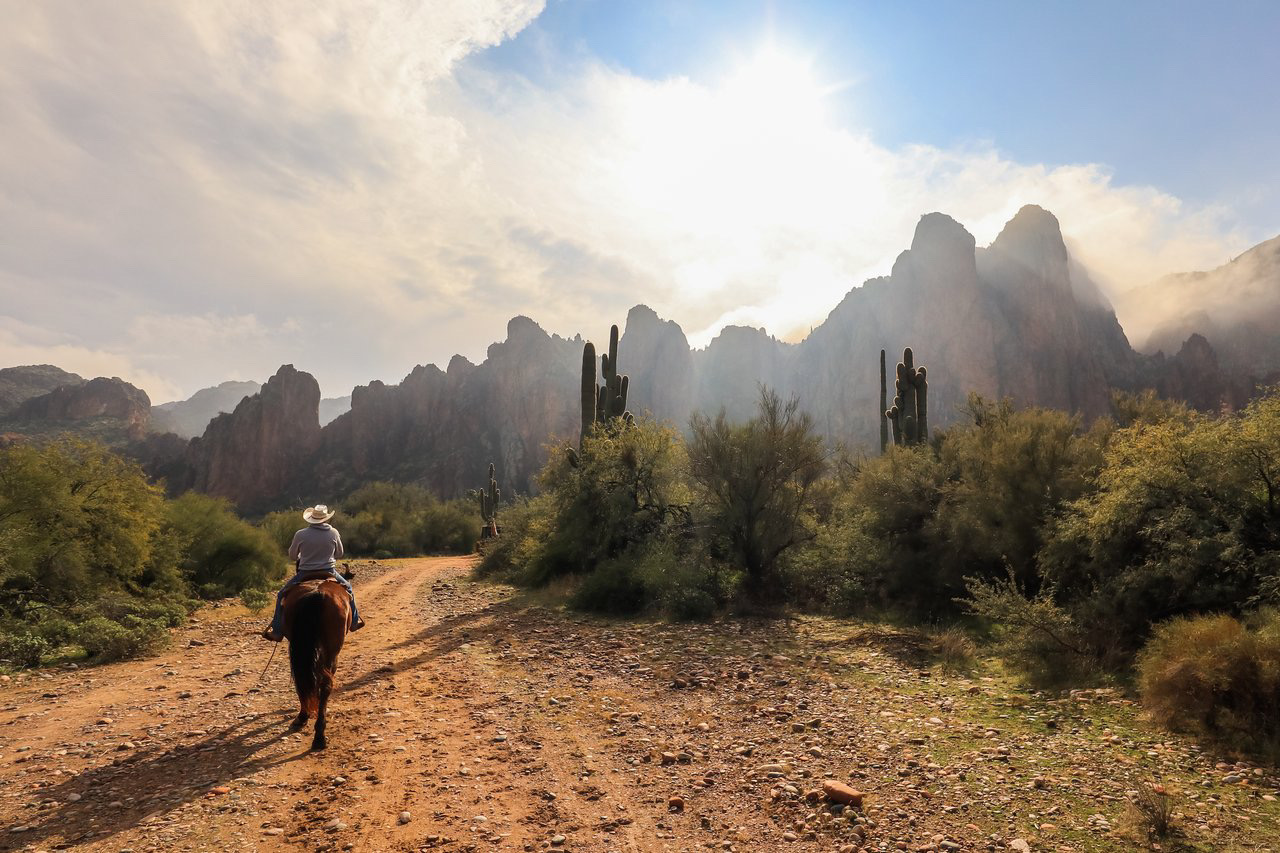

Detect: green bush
[475, 495, 554, 581]
[1040, 396, 1280, 660]
[1138, 611, 1280, 751]
[570, 555, 649, 615]
[688, 389, 825, 602]
[74, 615, 170, 662]
[240, 587, 272, 613]
[333, 482, 477, 557]
[517, 419, 690, 587]
[166, 493, 285, 599]
[0, 631, 49, 669]
[568, 540, 723, 620]
[962, 573, 1095, 685]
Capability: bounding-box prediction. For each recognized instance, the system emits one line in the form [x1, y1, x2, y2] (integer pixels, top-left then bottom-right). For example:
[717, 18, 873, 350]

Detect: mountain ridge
[2, 205, 1267, 509]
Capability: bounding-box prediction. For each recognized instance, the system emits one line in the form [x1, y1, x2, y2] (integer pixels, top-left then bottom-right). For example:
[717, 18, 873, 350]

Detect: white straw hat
[302, 504, 335, 523]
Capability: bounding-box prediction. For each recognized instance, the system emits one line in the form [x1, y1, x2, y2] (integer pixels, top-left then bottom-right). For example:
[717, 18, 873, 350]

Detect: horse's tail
[288, 590, 327, 715]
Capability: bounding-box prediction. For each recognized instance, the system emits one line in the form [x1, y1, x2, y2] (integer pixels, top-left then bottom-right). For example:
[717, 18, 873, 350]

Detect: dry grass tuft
[927, 627, 977, 673]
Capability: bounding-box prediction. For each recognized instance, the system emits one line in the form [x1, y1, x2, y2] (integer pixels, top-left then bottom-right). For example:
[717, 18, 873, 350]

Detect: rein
[258, 640, 280, 683]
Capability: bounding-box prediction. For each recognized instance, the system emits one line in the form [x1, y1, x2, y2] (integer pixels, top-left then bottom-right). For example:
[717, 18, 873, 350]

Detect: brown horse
[281, 573, 351, 750]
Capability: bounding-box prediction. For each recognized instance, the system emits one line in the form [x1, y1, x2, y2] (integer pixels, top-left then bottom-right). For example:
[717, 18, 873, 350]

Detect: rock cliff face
[0, 365, 85, 415]
[309, 316, 582, 500]
[5, 376, 151, 439]
[180, 365, 321, 506]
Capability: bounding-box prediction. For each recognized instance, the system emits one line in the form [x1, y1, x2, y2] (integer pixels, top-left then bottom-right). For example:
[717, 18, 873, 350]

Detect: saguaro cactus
[579, 324, 632, 447]
[580, 342, 597, 446]
[475, 462, 500, 538]
[883, 347, 929, 447]
[879, 349, 889, 454]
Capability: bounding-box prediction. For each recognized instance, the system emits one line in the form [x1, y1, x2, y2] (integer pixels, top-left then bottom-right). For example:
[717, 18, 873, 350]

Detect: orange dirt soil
[1, 557, 1277, 852]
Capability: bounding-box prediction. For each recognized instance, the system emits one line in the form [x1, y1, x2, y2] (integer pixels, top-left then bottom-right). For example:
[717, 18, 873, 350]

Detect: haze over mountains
[2, 205, 1274, 511]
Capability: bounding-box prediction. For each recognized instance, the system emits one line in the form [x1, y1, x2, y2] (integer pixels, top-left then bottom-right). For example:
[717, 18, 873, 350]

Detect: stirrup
[262, 627, 283, 642]
[350, 619, 366, 633]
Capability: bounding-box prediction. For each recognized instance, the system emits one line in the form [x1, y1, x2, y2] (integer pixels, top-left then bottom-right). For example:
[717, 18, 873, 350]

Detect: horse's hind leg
[310, 663, 334, 751]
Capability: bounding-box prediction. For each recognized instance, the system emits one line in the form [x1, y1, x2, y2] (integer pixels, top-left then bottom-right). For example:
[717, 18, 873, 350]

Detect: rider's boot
[262, 626, 283, 642]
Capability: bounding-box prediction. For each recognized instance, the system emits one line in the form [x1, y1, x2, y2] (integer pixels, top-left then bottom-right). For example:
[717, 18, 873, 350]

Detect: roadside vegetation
[0, 439, 281, 666]
[481, 386, 1280, 756]
[6, 384, 1280, 758]
[0, 444, 476, 670]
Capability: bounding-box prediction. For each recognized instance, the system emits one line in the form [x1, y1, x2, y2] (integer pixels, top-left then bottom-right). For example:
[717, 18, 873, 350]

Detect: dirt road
[1, 557, 1278, 852]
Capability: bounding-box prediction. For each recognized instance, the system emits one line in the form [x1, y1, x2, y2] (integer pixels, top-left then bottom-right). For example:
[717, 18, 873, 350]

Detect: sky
[1, 0, 1278, 403]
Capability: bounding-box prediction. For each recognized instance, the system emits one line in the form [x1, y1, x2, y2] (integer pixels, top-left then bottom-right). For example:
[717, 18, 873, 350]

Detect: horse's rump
[284, 582, 349, 717]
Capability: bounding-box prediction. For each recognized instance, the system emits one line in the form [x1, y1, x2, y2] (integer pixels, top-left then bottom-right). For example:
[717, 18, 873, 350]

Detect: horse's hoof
[288, 715, 308, 731]
[310, 738, 327, 751]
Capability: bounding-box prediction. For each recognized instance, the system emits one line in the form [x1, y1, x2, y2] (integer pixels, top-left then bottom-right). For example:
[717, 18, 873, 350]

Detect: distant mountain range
[2, 205, 1274, 511]
[1118, 233, 1280, 377]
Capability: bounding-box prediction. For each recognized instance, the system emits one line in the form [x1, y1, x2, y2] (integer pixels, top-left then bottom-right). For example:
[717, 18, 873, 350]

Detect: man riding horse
[263, 504, 365, 641]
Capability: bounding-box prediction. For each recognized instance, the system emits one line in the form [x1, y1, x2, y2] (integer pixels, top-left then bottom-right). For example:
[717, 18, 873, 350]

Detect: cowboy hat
[302, 504, 335, 523]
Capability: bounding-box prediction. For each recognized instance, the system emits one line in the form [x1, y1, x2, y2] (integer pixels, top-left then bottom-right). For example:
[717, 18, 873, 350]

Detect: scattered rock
[822, 780, 865, 808]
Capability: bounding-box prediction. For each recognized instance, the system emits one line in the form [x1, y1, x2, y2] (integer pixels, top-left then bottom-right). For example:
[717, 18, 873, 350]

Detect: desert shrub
[1041, 395, 1280, 660]
[417, 499, 475, 554]
[0, 630, 49, 669]
[934, 397, 1103, 595]
[74, 615, 170, 662]
[335, 482, 476, 557]
[475, 494, 555, 581]
[165, 492, 285, 599]
[1137, 611, 1280, 750]
[785, 515, 876, 614]
[520, 419, 691, 586]
[240, 587, 272, 613]
[569, 540, 722, 620]
[570, 554, 650, 615]
[819, 445, 947, 615]
[962, 573, 1095, 684]
[0, 439, 168, 606]
[1124, 782, 1178, 843]
[258, 510, 301, 551]
[688, 388, 825, 602]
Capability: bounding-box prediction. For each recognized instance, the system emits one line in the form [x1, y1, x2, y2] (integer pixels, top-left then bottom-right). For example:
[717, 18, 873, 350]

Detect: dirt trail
[2, 557, 1279, 853]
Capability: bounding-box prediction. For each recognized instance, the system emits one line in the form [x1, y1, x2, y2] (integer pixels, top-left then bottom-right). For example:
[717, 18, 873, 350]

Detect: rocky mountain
[1118, 233, 1280, 373]
[1, 376, 152, 442]
[17, 204, 1265, 510]
[158, 205, 1176, 510]
[153, 380, 262, 438]
[319, 395, 352, 427]
[0, 365, 84, 415]
[175, 365, 322, 505]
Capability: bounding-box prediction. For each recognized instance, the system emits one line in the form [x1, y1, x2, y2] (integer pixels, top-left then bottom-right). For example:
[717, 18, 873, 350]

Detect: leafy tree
[0, 439, 167, 612]
[688, 388, 826, 601]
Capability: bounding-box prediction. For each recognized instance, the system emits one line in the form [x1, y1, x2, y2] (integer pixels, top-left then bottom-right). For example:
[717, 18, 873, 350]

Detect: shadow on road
[0, 711, 308, 851]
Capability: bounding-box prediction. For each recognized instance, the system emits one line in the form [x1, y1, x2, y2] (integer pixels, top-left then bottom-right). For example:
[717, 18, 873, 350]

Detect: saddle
[296, 569, 339, 582]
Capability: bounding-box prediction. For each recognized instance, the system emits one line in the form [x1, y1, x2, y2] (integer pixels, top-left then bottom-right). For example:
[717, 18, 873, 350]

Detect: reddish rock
[7, 376, 151, 438]
[182, 364, 321, 510]
[822, 780, 865, 808]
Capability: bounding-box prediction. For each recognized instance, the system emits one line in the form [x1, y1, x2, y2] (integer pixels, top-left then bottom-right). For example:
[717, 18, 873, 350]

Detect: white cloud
[0, 1, 1259, 401]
